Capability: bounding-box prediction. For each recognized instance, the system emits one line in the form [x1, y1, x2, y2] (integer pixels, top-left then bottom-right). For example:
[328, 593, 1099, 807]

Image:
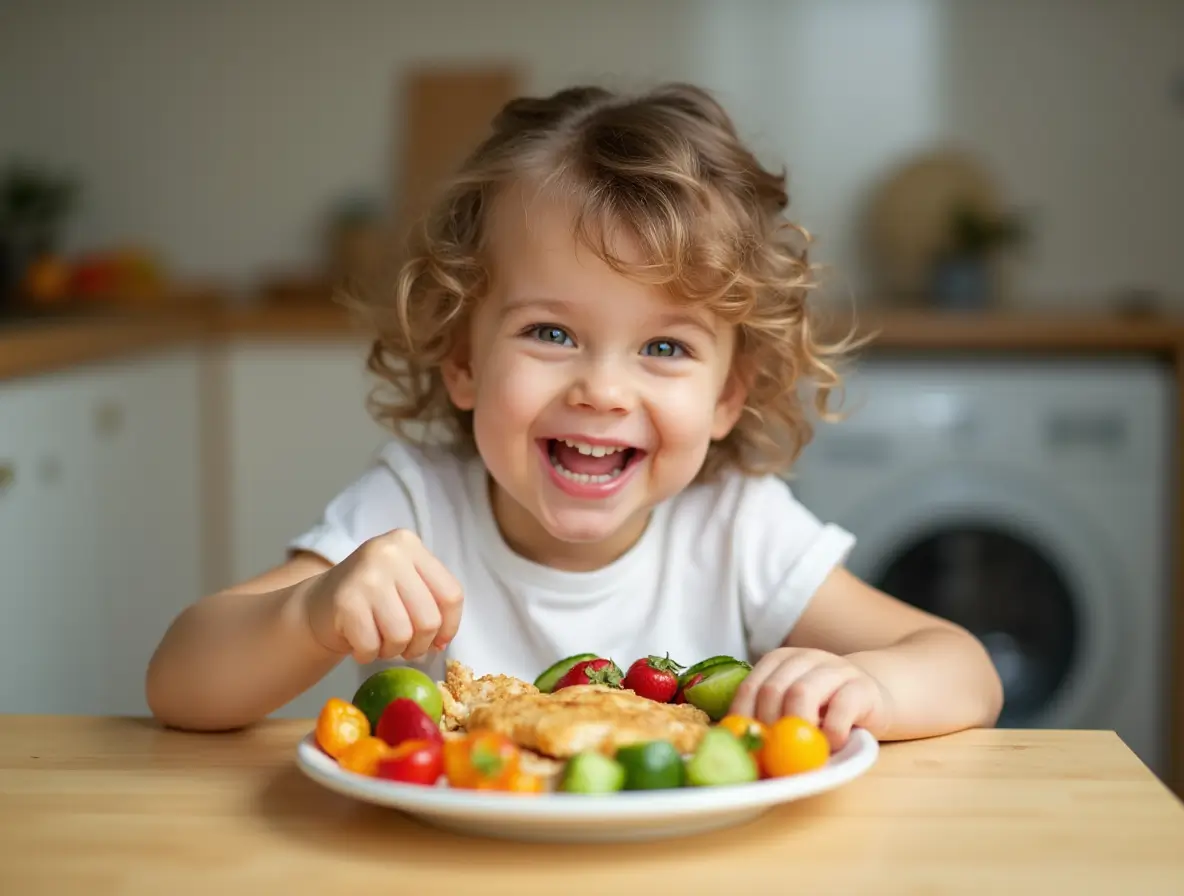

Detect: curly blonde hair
[352, 82, 854, 482]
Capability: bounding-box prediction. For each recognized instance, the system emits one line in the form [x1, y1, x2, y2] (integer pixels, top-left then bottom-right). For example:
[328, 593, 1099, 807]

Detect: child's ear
[711, 364, 749, 441]
[441, 341, 476, 411]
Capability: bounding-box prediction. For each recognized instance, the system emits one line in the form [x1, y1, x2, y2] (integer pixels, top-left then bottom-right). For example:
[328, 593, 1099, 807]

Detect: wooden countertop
[1, 717, 1182, 894]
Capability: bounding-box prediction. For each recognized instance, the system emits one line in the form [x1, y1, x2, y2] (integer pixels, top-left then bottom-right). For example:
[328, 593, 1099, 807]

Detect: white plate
[295, 728, 879, 843]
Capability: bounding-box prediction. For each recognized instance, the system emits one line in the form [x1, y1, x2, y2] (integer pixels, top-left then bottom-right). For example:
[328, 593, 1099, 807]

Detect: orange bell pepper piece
[506, 770, 544, 794]
[315, 697, 370, 759]
[338, 736, 394, 776]
[443, 730, 520, 789]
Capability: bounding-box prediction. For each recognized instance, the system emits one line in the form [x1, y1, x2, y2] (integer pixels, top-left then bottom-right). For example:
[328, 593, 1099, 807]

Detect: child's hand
[302, 529, 464, 664]
[729, 647, 891, 750]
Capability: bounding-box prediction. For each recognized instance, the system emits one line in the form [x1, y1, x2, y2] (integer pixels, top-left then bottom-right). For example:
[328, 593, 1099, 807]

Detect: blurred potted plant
[930, 202, 1027, 310]
[0, 162, 79, 307]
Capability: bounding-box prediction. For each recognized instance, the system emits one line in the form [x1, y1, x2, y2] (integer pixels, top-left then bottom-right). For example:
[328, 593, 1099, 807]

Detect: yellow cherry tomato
[760, 716, 830, 777]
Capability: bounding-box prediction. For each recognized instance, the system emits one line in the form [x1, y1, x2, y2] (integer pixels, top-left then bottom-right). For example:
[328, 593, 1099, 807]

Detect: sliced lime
[533, 653, 598, 693]
[686, 728, 759, 787]
[683, 663, 751, 721]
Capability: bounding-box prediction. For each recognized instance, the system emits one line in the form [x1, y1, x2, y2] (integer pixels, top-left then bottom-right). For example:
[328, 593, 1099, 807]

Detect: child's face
[443, 189, 746, 568]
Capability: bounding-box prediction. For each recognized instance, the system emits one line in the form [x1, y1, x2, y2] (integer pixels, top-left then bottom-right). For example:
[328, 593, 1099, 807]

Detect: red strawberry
[674, 672, 703, 704]
[375, 698, 444, 749]
[553, 657, 623, 691]
[622, 654, 685, 703]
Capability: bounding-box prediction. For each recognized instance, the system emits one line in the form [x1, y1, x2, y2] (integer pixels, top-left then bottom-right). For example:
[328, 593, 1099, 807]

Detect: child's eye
[642, 338, 688, 359]
[528, 324, 573, 346]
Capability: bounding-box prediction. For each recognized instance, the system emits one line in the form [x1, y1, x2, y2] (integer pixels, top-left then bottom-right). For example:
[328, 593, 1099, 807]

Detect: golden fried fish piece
[466, 682, 711, 759]
[437, 659, 540, 731]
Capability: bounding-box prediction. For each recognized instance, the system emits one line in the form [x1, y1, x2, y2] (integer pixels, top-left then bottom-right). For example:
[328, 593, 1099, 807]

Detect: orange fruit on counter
[759, 716, 830, 777]
[21, 254, 71, 303]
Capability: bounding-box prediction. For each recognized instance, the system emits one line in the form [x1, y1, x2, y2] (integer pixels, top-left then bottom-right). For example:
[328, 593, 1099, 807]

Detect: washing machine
[788, 357, 1174, 778]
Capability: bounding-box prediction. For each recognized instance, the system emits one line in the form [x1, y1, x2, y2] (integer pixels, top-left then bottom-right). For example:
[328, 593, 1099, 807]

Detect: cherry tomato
[338, 736, 394, 777]
[717, 715, 770, 755]
[760, 716, 830, 777]
[315, 697, 370, 759]
[443, 731, 520, 790]
[376, 698, 444, 749]
[376, 738, 444, 786]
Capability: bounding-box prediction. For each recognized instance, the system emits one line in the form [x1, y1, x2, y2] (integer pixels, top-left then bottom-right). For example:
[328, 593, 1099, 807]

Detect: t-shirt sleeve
[286, 448, 423, 566]
[735, 475, 856, 658]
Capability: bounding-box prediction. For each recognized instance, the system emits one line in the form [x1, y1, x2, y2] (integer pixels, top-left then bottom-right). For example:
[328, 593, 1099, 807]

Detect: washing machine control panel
[797, 359, 1169, 481]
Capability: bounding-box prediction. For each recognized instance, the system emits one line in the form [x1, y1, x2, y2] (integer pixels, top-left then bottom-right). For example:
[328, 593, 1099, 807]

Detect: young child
[146, 82, 1002, 750]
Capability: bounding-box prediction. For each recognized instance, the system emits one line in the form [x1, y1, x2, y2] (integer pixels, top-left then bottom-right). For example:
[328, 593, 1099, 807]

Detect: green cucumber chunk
[679, 655, 750, 688]
[686, 728, 759, 786]
[560, 752, 626, 794]
[534, 653, 598, 693]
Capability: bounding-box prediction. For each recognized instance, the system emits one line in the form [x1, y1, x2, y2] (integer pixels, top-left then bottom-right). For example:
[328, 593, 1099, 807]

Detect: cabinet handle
[0, 462, 13, 496]
[95, 401, 125, 437]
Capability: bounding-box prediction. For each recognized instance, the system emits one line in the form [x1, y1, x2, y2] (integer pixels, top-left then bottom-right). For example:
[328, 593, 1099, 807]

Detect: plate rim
[295, 727, 879, 821]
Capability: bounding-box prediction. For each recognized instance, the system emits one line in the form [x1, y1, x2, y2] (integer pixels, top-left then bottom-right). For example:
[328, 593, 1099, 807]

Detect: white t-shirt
[288, 440, 855, 688]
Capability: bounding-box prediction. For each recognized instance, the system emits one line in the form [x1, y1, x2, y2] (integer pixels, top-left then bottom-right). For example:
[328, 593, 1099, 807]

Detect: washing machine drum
[874, 526, 1077, 725]
[843, 477, 1124, 730]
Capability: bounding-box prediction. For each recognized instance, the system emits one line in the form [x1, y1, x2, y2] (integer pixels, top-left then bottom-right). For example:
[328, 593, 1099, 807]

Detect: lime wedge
[683, 663, 751, 721]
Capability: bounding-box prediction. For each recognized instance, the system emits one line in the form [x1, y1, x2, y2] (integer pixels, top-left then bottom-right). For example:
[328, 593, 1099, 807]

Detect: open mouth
[542, 438, 645, 485]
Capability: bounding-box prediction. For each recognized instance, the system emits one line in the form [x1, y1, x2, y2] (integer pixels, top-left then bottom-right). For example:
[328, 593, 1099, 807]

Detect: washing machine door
[837, 470, 1126, 729]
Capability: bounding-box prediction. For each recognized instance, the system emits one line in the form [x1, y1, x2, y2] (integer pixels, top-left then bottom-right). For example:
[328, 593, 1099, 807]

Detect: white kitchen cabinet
[91, 348, 205, 716]
[220, 339, 390, 717]
[0, 348, 204, 716]
[0, 367, 104, 714]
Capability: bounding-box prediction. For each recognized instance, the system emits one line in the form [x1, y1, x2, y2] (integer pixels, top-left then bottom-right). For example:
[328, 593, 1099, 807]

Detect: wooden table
[2, 718, 1183, 894]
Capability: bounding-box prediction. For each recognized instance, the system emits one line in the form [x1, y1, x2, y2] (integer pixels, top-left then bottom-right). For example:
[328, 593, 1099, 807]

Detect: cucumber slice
[683, 663, 752, 721]
[560, 752, 626, 794]
[686, 728, 759, 787]
[679, 655, 751, 688]
[533, 653, 598, 693]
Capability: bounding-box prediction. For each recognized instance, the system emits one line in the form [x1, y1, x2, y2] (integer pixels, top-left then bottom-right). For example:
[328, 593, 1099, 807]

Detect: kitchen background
[2, 0, 1182, 792]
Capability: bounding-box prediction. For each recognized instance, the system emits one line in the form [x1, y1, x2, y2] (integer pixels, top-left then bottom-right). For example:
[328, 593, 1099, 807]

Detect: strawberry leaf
[586, 663, 623, 688]
[646, 653, 684, 674]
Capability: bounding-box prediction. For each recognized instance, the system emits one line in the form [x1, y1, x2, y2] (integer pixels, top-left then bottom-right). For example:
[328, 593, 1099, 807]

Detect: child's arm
[731, 566, 1003, 747]
[146, 530, 463, 732]
[145, 553, 340, 732]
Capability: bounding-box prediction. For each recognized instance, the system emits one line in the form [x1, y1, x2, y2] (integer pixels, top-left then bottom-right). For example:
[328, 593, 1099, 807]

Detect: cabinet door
[91, 348, 204, 716]
[0, 371, 103, 714]
[223, 341, 389, 717]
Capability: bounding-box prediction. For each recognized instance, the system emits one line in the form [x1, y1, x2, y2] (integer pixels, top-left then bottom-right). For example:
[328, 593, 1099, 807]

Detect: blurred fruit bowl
[19, 247, 169, 306]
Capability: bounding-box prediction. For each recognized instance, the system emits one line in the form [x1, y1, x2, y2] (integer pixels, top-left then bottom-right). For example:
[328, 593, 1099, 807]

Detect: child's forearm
[145, 578, 342, 731]
[846, 626, 1003, 741]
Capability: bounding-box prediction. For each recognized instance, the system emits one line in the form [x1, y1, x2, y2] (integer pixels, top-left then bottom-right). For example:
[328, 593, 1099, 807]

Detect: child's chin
[540, 508, 631, 545]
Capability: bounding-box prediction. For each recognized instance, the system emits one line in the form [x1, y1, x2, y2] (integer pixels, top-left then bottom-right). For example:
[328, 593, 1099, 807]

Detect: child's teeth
[562, 439, 626, 457]
[549, 456, 625, 484]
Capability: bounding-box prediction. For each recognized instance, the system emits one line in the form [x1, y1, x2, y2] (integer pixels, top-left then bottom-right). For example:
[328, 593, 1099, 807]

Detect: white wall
[2, 0, 1181, 308]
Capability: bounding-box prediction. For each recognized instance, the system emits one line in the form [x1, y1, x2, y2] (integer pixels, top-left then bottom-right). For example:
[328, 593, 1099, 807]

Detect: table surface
[2, 717, 1183, 895]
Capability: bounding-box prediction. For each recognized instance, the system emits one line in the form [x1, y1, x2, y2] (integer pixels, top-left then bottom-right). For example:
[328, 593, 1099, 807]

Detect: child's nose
[566, 360, 634, 414]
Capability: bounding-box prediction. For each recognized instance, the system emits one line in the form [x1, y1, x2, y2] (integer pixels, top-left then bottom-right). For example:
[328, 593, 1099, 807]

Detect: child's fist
[302, 529, 464, 664]
[728, 647, 890, 750]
